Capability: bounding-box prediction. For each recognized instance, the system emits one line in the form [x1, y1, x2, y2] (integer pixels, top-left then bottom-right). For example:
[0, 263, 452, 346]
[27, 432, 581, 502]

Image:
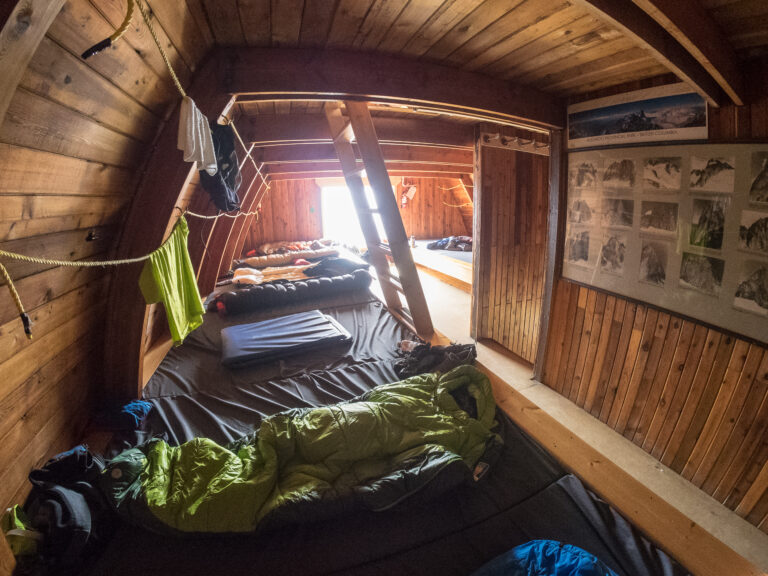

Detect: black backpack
[200, 122, 242, 212]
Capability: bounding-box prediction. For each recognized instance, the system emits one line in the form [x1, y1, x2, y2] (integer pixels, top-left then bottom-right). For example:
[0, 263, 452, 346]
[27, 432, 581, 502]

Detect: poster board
[564, 143, 768, 344]
[567, 83, 707, 149]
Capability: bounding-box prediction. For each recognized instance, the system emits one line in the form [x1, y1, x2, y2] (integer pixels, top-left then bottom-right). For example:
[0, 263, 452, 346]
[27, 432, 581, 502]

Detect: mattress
[220, 310, 352, 367]
[87, 291, 688, 576]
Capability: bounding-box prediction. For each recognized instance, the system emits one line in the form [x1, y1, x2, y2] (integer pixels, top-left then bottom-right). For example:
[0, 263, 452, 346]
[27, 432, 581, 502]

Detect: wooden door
[473, 145, 548, 363]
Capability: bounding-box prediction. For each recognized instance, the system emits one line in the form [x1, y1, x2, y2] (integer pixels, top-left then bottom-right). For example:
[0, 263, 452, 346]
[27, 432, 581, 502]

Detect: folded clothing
[220, 310, 352, 367]
[210, 269, 373, 315]
[395, 343, 477, 379]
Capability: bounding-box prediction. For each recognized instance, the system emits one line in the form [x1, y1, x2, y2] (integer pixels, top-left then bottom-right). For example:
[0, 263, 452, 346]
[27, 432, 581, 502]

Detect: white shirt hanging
[178, 96, 217, 175]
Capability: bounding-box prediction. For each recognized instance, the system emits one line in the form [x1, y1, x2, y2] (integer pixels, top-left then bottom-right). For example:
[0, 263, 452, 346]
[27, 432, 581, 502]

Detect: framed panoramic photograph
[563, 143, 768, 344]
[567, 83, 707, 149]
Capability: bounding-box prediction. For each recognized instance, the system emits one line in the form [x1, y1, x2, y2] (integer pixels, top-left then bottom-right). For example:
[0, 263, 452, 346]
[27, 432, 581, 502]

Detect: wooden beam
[265, 170, 470, 182]
[0, 1, 65, 123]
[263, 161, 471, 176]
[253, 143, 473, 165]
[216, 178, 267, 279]
[104, 60, 235, 401]
[534, 130, 566, 380]
[345, 100, 434, 337]
[629, 0, 744, 106]
[221, 48, 564, 129]
[572, 0, 726, 106]
[241, 114, 474, 149]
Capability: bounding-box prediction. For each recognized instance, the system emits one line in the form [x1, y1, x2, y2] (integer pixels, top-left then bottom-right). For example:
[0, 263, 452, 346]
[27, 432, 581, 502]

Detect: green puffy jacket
[101, 365, 500, 534]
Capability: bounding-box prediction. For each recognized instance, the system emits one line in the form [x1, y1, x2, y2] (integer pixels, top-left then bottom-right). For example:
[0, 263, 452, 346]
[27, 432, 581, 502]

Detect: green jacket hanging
[139, 216, 204, 344]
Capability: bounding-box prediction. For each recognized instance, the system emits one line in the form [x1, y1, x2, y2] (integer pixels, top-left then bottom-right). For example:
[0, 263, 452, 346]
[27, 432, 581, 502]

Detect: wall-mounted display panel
[564, 144, 768, 343]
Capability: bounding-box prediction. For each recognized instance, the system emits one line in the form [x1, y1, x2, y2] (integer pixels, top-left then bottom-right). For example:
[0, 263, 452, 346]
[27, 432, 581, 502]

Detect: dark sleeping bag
[211, 268, 372, 315]
[220, 310, 352, 367]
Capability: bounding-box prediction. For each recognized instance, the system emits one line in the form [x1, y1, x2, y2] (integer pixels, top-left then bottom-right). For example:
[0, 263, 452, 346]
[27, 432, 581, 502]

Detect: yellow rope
[109, 0, 134, 42]
[442, 201, 473, 208]
[438, 184, 463, 191]
[0, 262, 32, 339]
[134, 0, 186, 98]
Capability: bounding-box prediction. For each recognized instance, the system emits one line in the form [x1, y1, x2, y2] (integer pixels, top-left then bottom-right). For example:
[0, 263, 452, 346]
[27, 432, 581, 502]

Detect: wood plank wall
[396, 177, 470, 239]
[476, 144, 549, 364]
[541, 60, 768, 534]
[0, 1, 210, 570]
[244, 179, 324, 255]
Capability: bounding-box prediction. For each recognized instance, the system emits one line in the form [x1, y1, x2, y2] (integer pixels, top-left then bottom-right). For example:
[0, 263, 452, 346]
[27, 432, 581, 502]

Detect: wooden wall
[541, 60, 768, 534]
[0, 1, 210, 571]
[475, 145, 548, 364]
[244, 179, 324, 254]
[396, 177, 470, 239]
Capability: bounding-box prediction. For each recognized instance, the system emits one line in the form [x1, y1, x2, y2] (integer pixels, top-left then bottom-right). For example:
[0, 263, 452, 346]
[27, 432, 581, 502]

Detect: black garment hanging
[200, 122, 242, 212]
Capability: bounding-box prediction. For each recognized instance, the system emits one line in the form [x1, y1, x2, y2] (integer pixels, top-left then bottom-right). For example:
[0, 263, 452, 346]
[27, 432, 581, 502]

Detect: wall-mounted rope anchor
[81, 0, 134, 59]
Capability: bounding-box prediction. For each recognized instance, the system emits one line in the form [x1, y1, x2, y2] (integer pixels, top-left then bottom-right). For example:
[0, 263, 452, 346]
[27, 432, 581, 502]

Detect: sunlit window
[321, 185, 385, 250]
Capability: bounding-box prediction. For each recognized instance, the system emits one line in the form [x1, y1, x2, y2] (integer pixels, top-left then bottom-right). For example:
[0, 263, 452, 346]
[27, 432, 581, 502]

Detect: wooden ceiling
[199, 0, 665, 97]
[190, 0, 767, 98]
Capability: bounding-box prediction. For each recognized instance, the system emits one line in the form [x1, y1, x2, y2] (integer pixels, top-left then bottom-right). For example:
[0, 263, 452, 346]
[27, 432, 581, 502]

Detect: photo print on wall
[679, 252, 725, 296]
[640, 201, 678, 234]
[739, 210, 768, 255]
[639, 240, 668, 286]
[600, 232, 627, 276]
[565, 228, 591, 266]
[689, 156, 735, 193]
[734, 260, 768, 317]
[602, 198, 634, 228]
[750, 151, 768, 204]
[567, 197, 596, 224]
[690, 197, 729, 250]
[569, 160, 598, 189]
[644, 157, 682, 191]
[603, 159, 635, 188]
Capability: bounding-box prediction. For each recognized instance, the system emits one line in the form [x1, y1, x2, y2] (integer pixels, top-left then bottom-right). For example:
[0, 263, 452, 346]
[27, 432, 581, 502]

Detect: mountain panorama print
[568, 91, 707, 147]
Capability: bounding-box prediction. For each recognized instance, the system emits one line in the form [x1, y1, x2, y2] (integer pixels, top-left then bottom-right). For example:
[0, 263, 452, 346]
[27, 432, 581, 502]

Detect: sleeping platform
[85, 280, 687, 576]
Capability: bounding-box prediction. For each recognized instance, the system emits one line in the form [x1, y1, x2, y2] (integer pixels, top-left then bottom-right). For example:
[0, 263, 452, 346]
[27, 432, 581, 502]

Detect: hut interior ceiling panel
[0, 1, 767, 575]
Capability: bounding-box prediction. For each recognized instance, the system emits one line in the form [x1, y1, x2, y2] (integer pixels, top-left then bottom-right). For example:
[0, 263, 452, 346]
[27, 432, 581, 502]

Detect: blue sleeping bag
[220, 309, 352, 367]
[472, 540, 619, 576]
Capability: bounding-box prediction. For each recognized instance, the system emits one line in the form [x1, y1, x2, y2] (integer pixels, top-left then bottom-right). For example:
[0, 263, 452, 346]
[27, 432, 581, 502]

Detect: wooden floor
[409, 246, 472, 293]
[416, 270, 768, 576]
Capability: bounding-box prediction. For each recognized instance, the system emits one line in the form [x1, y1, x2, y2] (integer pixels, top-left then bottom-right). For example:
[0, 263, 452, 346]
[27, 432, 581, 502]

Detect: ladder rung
[348, 167, 366, 178]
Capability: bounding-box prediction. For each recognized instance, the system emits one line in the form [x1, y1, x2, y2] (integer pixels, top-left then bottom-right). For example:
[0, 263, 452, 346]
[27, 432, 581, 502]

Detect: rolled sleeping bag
[211, 269, 373, 315]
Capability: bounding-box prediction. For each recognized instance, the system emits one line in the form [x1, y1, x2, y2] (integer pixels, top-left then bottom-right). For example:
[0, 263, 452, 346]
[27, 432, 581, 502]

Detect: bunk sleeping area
[2, 2, 768, 576]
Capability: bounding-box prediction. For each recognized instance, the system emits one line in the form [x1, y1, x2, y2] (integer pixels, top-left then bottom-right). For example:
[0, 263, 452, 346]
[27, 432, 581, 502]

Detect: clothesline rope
[442, 201, 473, 208]
[134, 0, 186, 98]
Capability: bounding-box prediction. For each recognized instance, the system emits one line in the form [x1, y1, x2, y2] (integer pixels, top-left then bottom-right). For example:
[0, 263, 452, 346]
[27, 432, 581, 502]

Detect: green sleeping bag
[100, 365, 501, 534]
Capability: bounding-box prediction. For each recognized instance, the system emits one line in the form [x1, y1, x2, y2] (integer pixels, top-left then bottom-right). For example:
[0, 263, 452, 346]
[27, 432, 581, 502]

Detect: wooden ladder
[325, 101, 434, 337]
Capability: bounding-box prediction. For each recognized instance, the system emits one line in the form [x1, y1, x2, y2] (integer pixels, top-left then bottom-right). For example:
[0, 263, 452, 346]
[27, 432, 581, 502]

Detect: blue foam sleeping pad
[471, 540, 619, 576]
[220, 310, 352, 368]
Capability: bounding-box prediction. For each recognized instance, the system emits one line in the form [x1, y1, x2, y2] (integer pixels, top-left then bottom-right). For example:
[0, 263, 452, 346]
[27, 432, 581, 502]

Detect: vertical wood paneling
[542, 64, 768, 533]
[243, 179, 324, 254]
[397, 177, 469, 239]
[476, 144, 548, 364]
